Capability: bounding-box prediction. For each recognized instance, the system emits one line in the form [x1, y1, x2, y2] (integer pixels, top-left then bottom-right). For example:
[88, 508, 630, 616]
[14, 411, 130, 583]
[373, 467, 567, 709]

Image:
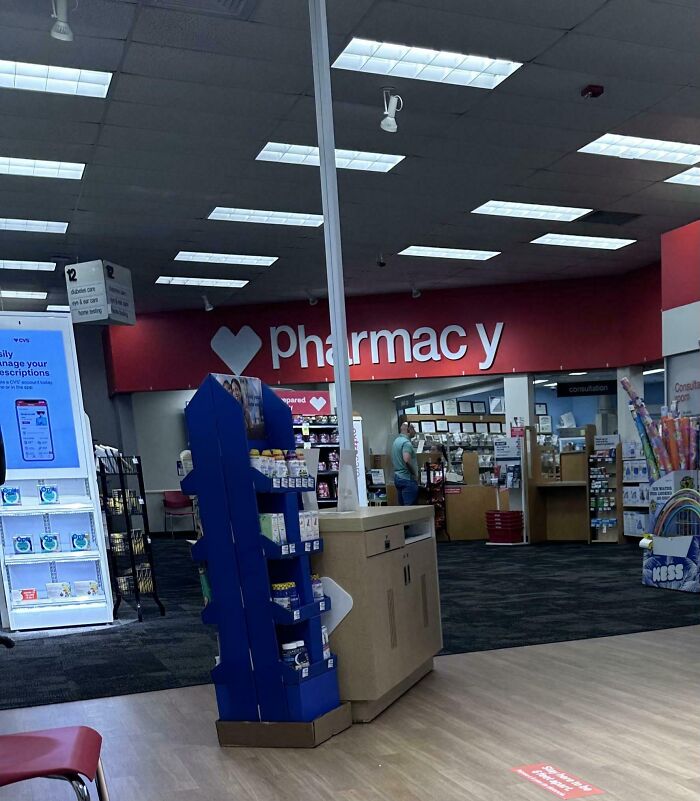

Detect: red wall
[106, 264, 662, 393]
[661, 221, 700, 311]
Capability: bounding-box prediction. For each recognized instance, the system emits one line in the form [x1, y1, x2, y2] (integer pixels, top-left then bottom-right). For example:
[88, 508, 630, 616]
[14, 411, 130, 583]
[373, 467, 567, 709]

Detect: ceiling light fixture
[569, 371, 588, 376]
[256, 142, 404, 173]
[0, 218, 68, 234]
[399, 245, 500, 260]
[380, 88, 403, 134]
[0, 60, 111, 98]
[0, 290, 47, 299]
[531, 233, 635, 250]
[533, 379, 549, 384]
[578, 133, 700, 165]
[46, 304, 70, 312]
[208, 207, 323, 227]
[0, 260, 56, 271]
[50, 0, 74, 42]
[175, 251, 277, 267]
[0, 156, 84, 180]
[332, 37, 522, 89]
[472, 200, 592, 222]
[544, 383, 557, 388]
[156, 277, 249, 288]
[665, 168, 700, 186]
[643, 367, 665, 376]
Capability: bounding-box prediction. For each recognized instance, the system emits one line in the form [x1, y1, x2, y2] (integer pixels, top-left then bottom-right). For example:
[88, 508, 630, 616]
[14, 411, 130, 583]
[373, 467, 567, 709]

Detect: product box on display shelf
[0, 312, 113, 631]
[183, 374, 350, 746]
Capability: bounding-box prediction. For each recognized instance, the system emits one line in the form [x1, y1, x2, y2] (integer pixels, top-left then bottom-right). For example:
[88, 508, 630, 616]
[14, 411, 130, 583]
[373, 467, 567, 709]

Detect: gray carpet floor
[0, 539, 697, 710]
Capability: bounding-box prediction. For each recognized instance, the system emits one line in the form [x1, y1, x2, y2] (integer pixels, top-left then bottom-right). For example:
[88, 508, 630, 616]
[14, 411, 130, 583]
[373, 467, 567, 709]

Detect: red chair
[0, 726, 109, 801]
[163, 490, 196, 537]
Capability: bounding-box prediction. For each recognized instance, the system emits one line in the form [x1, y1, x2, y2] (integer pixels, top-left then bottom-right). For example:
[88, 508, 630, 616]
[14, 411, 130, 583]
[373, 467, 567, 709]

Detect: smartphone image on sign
[15, 399, 55, 462]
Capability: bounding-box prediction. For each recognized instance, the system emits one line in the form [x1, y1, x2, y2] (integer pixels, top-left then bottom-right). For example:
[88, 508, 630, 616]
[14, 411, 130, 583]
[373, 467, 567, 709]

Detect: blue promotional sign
[0, 328, 80, 471]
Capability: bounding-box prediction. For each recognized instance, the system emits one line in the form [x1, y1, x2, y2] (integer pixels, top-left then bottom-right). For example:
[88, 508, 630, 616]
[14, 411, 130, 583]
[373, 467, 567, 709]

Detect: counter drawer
[365, 524, 405, 557]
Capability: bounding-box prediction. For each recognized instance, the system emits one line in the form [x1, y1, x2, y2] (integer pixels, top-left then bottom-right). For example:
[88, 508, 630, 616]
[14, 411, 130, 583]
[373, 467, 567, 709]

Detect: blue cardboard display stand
[182, 375, 342, 725]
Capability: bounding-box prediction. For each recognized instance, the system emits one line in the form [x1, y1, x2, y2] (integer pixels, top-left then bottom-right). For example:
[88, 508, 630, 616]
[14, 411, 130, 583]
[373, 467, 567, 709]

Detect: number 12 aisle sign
[65, 260, 135, 326]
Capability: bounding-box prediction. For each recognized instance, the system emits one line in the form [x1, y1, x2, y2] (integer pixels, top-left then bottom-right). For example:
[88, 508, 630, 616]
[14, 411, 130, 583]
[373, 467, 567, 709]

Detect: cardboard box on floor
[216, 702, 352, 748]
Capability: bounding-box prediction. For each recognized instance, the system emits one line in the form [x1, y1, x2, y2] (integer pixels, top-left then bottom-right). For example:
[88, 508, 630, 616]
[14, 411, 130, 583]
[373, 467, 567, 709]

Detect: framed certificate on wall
[458, 401, 473, 414]
[472, 401, 487, 414]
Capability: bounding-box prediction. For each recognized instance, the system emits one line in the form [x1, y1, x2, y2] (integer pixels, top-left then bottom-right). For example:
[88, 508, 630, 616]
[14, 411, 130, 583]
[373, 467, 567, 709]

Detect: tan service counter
[445, 484, 509, 539]
[314, 506, 442, 722]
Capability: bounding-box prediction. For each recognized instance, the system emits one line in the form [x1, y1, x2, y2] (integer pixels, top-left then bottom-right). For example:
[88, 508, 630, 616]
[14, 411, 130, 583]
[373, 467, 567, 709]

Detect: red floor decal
[512, 764, 604, 799]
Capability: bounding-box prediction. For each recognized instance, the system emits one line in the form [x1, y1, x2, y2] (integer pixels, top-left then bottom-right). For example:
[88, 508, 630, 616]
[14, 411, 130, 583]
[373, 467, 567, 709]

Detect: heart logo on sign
[310, 396, 327, 411]
[210, 325, 263, 375]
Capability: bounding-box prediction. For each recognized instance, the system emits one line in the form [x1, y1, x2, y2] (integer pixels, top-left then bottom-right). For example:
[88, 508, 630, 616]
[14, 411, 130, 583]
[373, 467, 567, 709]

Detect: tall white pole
[308, 0, 355, 460]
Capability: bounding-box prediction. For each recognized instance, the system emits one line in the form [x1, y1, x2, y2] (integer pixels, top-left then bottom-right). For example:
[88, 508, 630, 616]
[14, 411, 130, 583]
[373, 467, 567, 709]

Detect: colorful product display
[621, 377, 700, 479]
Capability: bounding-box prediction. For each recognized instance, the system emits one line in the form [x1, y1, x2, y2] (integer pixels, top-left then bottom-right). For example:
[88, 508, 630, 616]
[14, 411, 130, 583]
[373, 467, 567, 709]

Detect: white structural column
[308, 0, 355, 461]
[503, 375, 534, 430]
[616, 366, 643, 443]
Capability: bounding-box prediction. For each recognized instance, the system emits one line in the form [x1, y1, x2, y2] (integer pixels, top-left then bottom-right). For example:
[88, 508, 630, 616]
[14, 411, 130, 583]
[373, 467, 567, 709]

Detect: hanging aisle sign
[65, 260, 135, 326]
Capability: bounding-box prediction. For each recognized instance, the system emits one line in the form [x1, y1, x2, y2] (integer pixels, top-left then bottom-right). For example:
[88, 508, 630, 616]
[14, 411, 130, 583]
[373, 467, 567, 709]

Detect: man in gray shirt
[392, 421, 418, 505]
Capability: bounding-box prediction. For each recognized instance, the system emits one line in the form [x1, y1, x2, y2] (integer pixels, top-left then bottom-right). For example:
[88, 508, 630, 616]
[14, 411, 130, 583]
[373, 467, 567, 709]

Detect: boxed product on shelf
[623, 483, 650, 506]
[299, 510, 319, 541]
[1, 486, 21, 506]
[622, 440, 644, 460]
[623, 459, 649, 483]
[12, 536, 33, 554]
[46, 581, 72, 599]
[259, 512, 287, 544]
[624, 511, 649, 537]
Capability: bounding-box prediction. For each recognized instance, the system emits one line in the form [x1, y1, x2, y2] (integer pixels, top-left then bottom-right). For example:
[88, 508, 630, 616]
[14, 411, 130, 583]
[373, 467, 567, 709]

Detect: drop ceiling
[0, 0, 699, 312]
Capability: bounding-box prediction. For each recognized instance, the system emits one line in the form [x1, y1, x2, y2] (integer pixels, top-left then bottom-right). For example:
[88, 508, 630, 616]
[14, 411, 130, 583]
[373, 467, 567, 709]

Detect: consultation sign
[557, 380, 616, 397]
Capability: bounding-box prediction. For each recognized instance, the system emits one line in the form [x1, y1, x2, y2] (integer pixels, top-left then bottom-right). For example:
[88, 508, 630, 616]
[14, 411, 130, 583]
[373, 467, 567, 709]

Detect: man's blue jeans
[395, 474, 419, 506]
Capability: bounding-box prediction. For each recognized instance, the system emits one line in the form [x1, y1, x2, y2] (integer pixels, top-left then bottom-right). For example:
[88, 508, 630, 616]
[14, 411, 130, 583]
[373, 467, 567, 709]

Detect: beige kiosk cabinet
[314, 506, 442, 722]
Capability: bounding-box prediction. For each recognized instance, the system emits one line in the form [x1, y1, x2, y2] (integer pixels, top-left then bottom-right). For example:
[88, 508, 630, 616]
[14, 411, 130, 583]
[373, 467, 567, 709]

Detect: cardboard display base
[216, 703, 352, 748]
[350, 658, 434, 723]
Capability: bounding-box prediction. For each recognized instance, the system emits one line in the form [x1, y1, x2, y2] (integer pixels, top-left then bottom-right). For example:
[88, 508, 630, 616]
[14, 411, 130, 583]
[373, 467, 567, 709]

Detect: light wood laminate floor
[1, 626, 698, 801]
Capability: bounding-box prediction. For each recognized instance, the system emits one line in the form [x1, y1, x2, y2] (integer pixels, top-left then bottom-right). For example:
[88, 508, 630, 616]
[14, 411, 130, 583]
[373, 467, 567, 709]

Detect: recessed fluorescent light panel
[0, 260, 56, 271]
[665, 168, 700, 186]
[156, 276, 249, 288]
[531, 233, 635, 250]
[533, 379, 549, 385]
[175, 251, 277, 267]
[0, 157, 84, 180]
[399, 245, 500, 260]
[0, 60, 112, 98]
[569, 372, 588, 376]
[256, 142, 404, 173]
[208, 207, 324, 227]
[332, 38, 522, 89]
[643, 367, 665, 376]
[472, 200, 592, 222]
[47, 305, 70, 312]
[0, 290, 47, 299]
[0, 218, 67, 234]
[579, 133, 700, 165]
[544, 383, 557, 388]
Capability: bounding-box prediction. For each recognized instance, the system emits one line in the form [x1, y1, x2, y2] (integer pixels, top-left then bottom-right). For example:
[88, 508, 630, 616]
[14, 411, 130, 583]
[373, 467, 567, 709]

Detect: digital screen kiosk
[0, 312, 113, 630]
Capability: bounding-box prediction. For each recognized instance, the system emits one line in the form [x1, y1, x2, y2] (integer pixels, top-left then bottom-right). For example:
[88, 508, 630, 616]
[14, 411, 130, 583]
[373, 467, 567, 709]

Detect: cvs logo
[653, 564, 684, 582]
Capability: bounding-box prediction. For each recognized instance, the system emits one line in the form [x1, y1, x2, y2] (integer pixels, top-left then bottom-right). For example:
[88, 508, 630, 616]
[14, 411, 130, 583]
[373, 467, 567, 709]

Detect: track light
[50, 0, 74, 42]
[202, 294, 214, 312]
[381, 88, 403, 134]
[411, 287, 421, 299]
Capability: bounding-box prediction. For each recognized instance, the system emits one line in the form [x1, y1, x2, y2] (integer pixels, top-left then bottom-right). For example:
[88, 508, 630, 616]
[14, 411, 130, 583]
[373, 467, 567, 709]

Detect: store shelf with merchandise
[98, 456, 165, 622]
[293, 414, 340, 507]
[621, 441, 651, 538]
[588, 438, 623, 544]
[184, 375, 349, 745]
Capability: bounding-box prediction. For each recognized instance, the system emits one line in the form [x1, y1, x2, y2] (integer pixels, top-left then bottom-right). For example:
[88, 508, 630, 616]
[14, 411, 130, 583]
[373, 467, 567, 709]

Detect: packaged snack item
[320, 432, 330, 444]
[317, 481, 330, 499]
[311, 574, 324, 601]
[46, 582, 72, 599]
[71, 532, 91, 551]
[74, 580, 99, 596]
[40, 533, 60, 552]
[13, 536, 33, 554]
[1, 486, 21, 506]
[38, 484, 59, 504]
